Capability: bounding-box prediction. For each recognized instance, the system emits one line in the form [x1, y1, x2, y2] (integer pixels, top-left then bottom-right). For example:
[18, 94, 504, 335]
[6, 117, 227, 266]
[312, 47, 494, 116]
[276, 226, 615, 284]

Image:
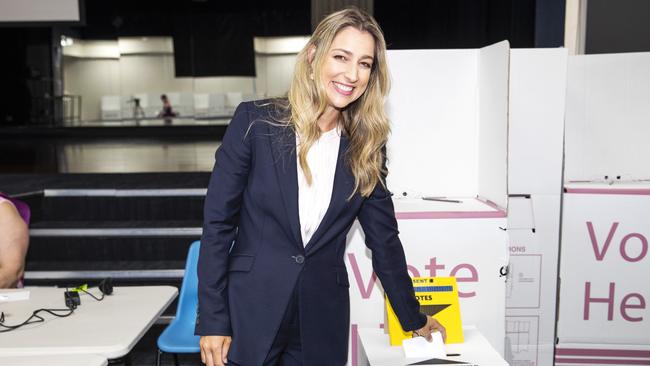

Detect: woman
[197, 8, 445, 366]
[0, 192, 30, 288]
[158, 94, 177, 118]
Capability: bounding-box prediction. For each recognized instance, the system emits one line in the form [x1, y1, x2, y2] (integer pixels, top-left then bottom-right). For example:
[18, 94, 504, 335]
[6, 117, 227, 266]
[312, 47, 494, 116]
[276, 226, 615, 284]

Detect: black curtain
[172, 1, 310, 77]
[73, 0, 310, 78]
[0, 28, 53, 125]
[173, 12, 255, 77]
[375, 0, 536, 49]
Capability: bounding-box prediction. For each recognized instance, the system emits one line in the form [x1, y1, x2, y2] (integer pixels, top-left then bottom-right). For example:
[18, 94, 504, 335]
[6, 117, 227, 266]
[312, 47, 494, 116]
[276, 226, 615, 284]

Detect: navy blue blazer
[196, 101, 426, 365]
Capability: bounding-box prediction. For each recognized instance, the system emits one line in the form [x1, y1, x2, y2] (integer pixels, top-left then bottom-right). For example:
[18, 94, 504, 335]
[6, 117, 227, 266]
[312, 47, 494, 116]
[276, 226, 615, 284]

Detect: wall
[63, 38, 301, 121]
[258, 54, 298, 98]
[118, 55, 193, 96]
[586, 0, 650, 54]
[63, 57, 121, 121]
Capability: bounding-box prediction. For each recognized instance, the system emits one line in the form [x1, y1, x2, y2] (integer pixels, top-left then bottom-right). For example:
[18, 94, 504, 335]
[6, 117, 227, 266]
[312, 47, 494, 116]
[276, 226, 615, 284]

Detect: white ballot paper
[402, 332, 446, 358]
[0, 290, 30, 302]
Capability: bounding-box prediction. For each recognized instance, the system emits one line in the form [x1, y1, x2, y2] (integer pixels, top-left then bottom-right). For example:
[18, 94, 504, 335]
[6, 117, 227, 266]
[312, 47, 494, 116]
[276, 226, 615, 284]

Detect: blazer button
[293, 255, 305, 264]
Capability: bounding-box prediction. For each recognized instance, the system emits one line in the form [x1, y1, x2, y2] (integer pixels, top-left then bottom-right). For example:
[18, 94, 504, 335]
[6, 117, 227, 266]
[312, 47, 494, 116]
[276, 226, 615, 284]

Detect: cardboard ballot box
[386, 277, 464, 346]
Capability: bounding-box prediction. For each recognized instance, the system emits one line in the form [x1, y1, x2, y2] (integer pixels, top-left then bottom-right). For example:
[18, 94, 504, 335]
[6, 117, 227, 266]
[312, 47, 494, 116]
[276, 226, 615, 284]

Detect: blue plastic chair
[156, 241, 201, 366]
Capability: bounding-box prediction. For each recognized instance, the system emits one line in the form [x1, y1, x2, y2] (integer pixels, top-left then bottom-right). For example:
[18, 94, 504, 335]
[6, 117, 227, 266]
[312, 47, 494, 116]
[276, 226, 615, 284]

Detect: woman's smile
[332, 81, 355, 96]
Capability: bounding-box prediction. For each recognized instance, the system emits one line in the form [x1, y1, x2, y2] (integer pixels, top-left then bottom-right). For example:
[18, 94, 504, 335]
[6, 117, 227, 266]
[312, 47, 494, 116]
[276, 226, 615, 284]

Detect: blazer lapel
[268, 124, 304, 249]
[304, 135, 354, 253]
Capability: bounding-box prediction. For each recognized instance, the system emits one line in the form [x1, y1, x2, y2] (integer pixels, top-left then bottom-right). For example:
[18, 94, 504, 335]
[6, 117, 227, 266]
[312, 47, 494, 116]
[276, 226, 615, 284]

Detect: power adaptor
[64, 291, 81, 309]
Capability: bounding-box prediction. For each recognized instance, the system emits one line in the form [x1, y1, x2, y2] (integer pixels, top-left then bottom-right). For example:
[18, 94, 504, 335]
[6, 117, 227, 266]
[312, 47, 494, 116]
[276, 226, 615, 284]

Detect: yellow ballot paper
[385, 276, 464, 346]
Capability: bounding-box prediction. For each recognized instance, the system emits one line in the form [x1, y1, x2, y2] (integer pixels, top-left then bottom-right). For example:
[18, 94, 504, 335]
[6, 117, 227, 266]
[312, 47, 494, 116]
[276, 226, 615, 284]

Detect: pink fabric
[0, 193, 30, 224]
[0, 192, 30, 288]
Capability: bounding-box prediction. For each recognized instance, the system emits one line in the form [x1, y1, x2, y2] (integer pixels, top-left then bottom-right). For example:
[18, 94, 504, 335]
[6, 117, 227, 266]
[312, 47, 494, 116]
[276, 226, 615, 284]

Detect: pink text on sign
[347, 253, 479, 299]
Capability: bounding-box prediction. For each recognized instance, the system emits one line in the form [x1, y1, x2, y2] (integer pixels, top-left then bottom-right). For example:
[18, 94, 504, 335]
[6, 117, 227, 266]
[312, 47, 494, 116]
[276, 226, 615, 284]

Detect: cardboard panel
[508, 48, 568, 195]
[385, 49, 479, 197]
[558, 192, 650, 344]
[477, 40, 510, 209]
[507, 196, 535, 230]
[565, 52, 650, 181]
[506, 194, 562, 366]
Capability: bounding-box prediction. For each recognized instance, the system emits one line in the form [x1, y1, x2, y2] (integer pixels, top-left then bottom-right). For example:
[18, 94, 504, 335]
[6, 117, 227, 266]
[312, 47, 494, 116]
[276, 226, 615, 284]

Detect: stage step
[10, 173, 211, 299]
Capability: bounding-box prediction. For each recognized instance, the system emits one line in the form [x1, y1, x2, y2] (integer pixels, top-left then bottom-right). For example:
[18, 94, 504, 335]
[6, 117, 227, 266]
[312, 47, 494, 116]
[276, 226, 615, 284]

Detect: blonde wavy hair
[272, 7, 391, 198]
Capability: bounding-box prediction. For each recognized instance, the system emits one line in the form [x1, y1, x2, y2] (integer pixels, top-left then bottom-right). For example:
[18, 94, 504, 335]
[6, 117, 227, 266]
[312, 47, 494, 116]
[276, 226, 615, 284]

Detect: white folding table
[0, 286, 177, 361]
[357, 326, 509, 366]
[0, 354, 107, 366]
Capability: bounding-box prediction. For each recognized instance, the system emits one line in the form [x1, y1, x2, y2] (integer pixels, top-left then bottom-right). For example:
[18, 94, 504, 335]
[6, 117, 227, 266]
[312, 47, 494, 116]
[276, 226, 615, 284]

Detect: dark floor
[61, 117, 230, 128]
[0, 123, 226, 175]
[130, 325, 203, 366]
[0, 138, 220, 174]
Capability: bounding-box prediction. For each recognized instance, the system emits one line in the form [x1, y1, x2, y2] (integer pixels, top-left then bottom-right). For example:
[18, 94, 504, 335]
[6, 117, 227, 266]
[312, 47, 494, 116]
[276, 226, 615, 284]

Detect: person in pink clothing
[0, 193, 30, 288]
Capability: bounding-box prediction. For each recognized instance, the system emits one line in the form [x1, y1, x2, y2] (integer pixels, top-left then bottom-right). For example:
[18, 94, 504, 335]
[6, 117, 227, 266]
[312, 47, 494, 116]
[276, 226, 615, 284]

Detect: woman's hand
[200, 335, 232, 366]
[413, 316, 447, 343]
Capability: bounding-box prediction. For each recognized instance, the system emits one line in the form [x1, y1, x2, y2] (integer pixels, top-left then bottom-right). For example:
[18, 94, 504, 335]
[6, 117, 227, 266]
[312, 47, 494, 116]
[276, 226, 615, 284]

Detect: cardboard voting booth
[504, 48, 568, 366]
[342, 40, 650, 366]
[556, 52, 650, 366]
[344, 41, 511, 365]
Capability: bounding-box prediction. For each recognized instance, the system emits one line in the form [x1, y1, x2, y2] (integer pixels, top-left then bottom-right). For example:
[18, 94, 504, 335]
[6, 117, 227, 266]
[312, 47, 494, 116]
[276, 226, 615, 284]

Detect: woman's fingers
[437, 323, 447, 343]
[200, 337, 217, 366]
[200, 336, 231, 366]
[205, 350, 216, 366]
[211, 345, 224, 366]
[429, 318, 447, 343]
[221, 337, 232, 364]
[413, 316, 447, 343]
[424, 332, 433, 342]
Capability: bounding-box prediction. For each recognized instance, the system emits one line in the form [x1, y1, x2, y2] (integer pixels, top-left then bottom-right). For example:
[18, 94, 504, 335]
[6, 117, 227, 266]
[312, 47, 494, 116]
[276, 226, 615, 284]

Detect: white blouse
[296, 126, 341, 246]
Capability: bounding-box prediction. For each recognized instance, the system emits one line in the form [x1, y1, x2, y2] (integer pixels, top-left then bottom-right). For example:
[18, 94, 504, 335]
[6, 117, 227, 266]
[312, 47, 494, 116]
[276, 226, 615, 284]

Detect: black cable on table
[0, 308, 74, 333]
